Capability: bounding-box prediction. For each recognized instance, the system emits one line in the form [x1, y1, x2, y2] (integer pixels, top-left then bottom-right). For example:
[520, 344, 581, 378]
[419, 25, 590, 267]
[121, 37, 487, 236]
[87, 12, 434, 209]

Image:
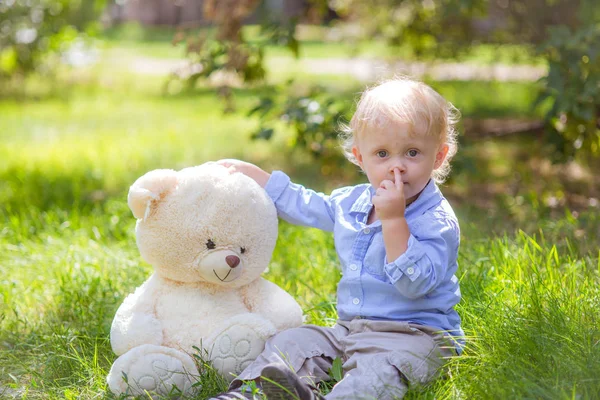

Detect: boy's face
[352, 122, 448, 205]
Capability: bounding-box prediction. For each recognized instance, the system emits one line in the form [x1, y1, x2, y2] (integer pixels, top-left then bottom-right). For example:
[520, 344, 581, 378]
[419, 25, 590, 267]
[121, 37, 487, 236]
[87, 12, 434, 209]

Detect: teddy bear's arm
[241, 279, 303, 331]
[110, 278, 164, 355]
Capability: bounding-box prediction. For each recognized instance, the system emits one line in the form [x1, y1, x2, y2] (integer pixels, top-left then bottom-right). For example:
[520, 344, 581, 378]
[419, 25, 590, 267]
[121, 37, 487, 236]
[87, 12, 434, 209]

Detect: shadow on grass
[1, 166, 113, 213]
[431, 80, 546, 119]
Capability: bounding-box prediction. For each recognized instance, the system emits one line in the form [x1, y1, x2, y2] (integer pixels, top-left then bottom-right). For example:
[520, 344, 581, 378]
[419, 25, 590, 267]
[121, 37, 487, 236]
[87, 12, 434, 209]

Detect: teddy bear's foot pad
[210, 324, 271, 380]
[108, 345, 199, 398]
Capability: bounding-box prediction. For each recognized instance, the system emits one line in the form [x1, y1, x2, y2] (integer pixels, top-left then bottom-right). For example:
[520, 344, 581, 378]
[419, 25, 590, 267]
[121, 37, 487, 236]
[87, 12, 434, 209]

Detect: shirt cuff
[264, 170, 291, 203]
[384, 234, 424, 283]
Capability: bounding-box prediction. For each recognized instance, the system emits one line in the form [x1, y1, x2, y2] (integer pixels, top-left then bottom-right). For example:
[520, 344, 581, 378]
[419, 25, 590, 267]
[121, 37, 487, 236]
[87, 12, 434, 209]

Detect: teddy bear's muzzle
[195, 249, 245, 284]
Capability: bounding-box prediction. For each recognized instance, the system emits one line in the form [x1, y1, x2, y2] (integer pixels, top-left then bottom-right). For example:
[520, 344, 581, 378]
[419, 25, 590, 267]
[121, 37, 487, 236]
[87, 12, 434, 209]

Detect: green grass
[1, 40, 599, 399]
[418, 229, 600, 399]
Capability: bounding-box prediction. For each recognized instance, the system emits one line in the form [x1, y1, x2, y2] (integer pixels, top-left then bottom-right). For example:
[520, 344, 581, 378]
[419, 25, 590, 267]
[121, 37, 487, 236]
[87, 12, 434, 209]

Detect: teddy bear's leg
[107, 344, 199, 398]
[206, 313, 277, 382]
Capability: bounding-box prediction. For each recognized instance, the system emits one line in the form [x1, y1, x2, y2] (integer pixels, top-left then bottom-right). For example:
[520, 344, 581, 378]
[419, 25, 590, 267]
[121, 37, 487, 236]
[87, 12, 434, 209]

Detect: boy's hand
[216, 159, 271, 188]
[372, 168, 406, 221]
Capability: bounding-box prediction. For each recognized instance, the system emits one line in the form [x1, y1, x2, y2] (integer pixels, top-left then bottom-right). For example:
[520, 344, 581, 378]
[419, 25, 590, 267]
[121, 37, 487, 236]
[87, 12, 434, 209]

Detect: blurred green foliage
[248, 82, 351, 169]
[169, 0, 299, 105]
[0, 0, 105, 79]
[535, 24, 600, 160]
[322, 0, 487, 59]
[322, 0, 585, 53]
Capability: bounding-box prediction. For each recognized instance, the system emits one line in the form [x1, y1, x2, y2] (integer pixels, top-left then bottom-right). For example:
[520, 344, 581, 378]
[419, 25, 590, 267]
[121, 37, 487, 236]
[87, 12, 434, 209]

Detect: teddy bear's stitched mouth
[213, 269, 234, 282]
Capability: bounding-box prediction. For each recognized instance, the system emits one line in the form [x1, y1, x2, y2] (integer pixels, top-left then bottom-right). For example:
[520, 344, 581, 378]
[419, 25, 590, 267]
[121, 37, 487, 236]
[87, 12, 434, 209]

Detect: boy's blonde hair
[340, 77, 460, 184]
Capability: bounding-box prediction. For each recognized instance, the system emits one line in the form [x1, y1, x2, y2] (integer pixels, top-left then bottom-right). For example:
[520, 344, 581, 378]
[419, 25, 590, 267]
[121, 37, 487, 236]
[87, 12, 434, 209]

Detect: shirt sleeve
[383, 212, 459, 299]
[264, 170, 343, 232]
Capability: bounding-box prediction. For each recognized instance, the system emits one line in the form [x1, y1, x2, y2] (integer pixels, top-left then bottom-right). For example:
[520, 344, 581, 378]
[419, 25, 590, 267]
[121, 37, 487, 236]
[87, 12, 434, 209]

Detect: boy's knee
[262, 327, 312, 363]
[387, 349, 445, 386]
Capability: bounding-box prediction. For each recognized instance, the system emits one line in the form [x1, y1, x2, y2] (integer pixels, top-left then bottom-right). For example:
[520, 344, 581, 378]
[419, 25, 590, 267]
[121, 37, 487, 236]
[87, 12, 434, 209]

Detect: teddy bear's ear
[128, 169, 178, 220]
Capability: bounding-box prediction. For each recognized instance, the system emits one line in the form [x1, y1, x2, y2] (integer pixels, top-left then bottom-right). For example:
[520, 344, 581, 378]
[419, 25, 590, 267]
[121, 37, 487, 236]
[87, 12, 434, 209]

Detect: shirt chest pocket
[363, 234, 388, 280]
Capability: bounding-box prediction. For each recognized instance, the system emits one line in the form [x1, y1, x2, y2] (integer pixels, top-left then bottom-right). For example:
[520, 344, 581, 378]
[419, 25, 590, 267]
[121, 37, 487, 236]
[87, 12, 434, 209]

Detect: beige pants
[235, 319, 456, 400]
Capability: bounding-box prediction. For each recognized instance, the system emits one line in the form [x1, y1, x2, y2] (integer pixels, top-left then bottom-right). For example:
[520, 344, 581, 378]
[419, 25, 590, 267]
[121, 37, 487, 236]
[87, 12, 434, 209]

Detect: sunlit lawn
[100, 23, 544, 65]
[1, 35, 599, 399]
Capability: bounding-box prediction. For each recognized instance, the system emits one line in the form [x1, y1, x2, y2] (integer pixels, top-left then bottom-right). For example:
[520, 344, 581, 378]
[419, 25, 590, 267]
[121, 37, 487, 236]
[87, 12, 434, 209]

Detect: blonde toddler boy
[211, 77, 463, 400]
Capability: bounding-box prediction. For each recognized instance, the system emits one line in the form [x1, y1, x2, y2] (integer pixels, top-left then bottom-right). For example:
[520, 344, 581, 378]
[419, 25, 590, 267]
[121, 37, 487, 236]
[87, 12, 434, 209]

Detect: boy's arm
[373, 168, 410, 260]
[217, 159, 339, 232]
[374, 169, 458, 299]
[380, 217, 410, 261]
[218, 159, 270, 187]
[383, 214, 459, 299]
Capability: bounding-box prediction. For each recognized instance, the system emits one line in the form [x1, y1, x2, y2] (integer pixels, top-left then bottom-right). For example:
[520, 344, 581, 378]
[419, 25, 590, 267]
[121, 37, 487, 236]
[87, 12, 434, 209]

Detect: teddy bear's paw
[209, 324, 271, 381]
[108, 344, 199, 398]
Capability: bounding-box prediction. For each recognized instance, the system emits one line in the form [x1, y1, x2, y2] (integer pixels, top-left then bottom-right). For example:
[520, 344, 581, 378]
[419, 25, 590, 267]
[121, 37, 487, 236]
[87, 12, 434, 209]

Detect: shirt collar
[349, 179, 443, 217]
[405, 179, 444, 218]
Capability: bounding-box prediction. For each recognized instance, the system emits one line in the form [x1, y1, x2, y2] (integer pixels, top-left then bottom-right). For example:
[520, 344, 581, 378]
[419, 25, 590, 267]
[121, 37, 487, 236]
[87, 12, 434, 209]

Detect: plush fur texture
[107, 163, 303, 398]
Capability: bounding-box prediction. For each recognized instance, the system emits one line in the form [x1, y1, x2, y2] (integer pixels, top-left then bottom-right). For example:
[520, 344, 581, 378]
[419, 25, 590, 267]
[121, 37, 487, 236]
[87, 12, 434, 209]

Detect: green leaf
[251, 127, 274, 141]
[329, 357, 343, 382]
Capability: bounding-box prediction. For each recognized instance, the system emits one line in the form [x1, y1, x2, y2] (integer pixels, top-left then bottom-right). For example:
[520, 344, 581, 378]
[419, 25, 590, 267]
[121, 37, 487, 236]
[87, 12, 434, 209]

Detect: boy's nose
[390, 164, 406, 174]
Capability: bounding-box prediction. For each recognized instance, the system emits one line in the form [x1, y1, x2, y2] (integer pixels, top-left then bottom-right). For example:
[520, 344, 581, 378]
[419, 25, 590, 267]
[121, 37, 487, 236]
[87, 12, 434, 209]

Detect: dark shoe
[261, 363, 325, 400]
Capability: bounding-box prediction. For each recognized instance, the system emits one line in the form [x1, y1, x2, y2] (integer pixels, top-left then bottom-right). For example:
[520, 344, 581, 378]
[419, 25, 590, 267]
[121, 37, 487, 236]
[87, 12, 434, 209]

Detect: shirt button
[406, 267, 415, 275]
[349, 264, 358, 271]
[352, 298, 360, 305]
[363, 228, 370, 234]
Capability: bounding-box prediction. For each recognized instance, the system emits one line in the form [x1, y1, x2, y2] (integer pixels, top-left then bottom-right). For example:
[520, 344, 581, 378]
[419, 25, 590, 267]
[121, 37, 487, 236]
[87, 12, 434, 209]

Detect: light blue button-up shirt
[265, 171, 463, 345]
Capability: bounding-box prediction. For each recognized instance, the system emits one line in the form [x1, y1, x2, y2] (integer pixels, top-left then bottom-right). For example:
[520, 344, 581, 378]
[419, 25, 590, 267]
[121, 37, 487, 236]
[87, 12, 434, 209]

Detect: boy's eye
[376, 150, 388, 158]
[407, 149, 419, 157]
[206, 239, 216, 250]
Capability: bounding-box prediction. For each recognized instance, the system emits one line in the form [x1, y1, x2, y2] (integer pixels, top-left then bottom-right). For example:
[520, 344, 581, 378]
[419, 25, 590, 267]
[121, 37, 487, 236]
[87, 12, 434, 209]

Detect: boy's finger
[393, 168, 402, 188]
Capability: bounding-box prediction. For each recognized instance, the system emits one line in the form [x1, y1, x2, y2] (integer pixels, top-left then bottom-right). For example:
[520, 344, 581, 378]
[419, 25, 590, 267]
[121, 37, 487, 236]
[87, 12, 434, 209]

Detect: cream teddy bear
[107, 163, 303, 398]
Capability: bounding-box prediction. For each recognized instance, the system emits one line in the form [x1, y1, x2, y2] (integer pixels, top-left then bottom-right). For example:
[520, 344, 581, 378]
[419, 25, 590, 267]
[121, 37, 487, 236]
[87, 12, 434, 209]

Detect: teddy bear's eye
[240, 247, 246, 254]
[206, 239, 216, 250]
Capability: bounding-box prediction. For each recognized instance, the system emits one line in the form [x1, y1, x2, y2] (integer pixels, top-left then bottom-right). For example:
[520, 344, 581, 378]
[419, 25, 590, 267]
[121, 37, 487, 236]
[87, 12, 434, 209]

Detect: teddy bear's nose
[226, 255, 240, 268]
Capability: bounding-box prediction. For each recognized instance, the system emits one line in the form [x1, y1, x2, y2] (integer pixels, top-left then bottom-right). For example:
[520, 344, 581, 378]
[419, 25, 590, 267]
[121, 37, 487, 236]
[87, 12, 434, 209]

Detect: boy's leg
[325, 320, 456, 400]
[212, 324, 346, 399]
[237, 323, 345, 384]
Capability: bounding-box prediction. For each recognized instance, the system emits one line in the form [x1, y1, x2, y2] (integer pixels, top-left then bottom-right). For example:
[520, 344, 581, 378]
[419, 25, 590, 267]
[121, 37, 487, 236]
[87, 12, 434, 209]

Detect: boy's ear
[352, 145, 364, 167]
[434, 145, 449, 169]
[128, 169, 178, 220]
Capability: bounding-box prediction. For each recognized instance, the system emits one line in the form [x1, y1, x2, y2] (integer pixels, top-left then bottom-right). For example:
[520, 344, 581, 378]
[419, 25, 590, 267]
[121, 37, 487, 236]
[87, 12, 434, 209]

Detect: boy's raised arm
[218, 159, 339, 232]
